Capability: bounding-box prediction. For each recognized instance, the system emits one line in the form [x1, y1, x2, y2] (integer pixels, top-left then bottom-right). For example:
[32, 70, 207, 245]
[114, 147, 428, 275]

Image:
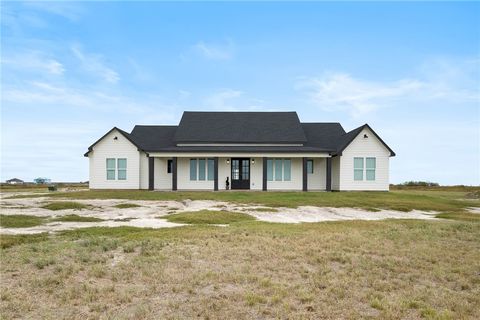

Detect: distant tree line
[398, 181, 440, 187]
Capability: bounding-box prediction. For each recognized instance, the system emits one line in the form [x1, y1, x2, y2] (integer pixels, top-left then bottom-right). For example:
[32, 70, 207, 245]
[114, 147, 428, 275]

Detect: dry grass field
[1, 187, 479, 319]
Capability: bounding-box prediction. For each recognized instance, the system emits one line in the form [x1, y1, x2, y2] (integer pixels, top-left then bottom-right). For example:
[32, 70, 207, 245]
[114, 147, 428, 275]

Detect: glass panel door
[232, 159, 240, 180]
[241, 159, 249, 180]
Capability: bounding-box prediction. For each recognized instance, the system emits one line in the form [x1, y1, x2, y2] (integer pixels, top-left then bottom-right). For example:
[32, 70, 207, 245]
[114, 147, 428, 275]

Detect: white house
[6, 178, 24, 185]
[85, 112, 395, 191]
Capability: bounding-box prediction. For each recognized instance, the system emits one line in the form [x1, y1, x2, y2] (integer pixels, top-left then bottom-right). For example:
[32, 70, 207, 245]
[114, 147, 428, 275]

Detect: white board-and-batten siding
[88, 129, 141, 189]
[336, 128, 390, 191]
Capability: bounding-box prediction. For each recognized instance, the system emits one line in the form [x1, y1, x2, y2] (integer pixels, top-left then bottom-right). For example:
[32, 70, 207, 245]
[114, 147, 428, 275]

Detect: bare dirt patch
[0, 193, 439, 234]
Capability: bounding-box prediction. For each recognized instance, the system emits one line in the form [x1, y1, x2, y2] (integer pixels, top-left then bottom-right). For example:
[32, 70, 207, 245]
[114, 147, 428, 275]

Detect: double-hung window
[207, 159, 215, 181]
[117, 159, 127, 180]
[190, 159, 197, 180]
[267, 159, 274, 181]
[106, 158, 127, 180]
[366, 157, 376, 181]
[275, 159, 283, 181]
[190, 158, 215, 181]
[266, 159, 291, 182]
[353, 157, 376, 181]
[283, 159, 291, 181]
[354, 157, 364, 181]
[198, 159, 206, 180]
[106, 158, 116, 180]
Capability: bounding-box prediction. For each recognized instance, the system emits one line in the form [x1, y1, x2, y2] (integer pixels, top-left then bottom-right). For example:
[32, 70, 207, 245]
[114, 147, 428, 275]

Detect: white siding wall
[307, 158, 326, 190]
[139, 152, 149, 190]
[338, 128, 390, 191]
[88, 130, 141, 189]
[331, 156, 341, 190]
[154, 158, 172, 190]
[267, 158, 303, 190]
[250, 158, 263, 190]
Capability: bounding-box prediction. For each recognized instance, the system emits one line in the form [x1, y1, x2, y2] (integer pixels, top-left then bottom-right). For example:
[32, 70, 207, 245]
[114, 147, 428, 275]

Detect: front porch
[146, 153, 333, 192]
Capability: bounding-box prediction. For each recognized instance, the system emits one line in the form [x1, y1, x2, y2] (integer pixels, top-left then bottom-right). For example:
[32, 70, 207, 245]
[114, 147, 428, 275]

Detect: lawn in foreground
[1, 219, 479, 319]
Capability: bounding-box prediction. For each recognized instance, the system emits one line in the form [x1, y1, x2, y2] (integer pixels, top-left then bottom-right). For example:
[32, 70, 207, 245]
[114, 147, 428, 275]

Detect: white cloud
[298, 73, 424, 117]
[193, 40, 234, 60]
[298, 58, 480, 117]
[2, 81, 151, 115]
[71, 45, 120, 83]
[1, 52, 65, 75]
[23, 2, 84, 21]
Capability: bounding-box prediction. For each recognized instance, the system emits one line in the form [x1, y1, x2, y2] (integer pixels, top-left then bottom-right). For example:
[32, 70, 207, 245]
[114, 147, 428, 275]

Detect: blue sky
[1, 1, 479, 185]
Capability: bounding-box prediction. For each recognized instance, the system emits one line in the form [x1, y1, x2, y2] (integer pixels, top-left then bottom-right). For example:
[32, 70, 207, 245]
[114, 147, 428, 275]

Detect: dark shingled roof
[130, 125, 177, 151]
[84, 112, 395, 156]
[301, 123, 346, 150]
[173, 111, 307, 144]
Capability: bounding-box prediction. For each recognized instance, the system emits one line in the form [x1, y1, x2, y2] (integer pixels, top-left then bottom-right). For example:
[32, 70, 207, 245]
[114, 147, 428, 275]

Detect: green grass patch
[436, 212, 480, 222]
[0, 233, 49, 249]
[165, 210, 255, 224]
[50, 214, 104, 223]
[0, 214, 46, 228]
[41, 201, 89, 211]
[113, 203, 142, 209]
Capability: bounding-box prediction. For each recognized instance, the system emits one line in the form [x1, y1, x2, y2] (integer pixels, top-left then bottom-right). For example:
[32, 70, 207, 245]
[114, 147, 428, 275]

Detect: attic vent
[363, 134, 368, 139]
[114, 136, 118, 140]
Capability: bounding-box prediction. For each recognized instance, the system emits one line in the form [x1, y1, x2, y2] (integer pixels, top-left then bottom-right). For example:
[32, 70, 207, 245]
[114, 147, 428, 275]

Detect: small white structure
[85, 112, 395, 191]
[6, 178, 24, 185]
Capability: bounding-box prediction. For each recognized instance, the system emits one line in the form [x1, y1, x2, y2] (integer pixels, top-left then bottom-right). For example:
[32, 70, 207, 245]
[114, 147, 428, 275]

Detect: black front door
[231, 158, 250, 190]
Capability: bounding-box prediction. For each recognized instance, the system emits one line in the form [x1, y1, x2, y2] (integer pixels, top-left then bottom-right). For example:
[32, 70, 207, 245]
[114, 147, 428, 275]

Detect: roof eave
[84, 127, 144, 157]
[336, 124, 396, 157]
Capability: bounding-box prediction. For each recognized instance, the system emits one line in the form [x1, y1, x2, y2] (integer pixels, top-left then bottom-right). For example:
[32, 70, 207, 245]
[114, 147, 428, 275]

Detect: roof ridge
[133, 125, 178, 127]
[182, 111, 298, 114]
[301, 122, 342, 124]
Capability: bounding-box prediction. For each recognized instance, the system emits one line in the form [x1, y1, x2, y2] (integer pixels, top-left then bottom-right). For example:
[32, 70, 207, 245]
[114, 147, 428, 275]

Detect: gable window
[366, 157, 376, 181]
[354, 157, 364, 181]
[117, 159, 127, 180]
[106, 158, 116, 180]
[307, 160, 314, 174]
[167, 160, 173, 173]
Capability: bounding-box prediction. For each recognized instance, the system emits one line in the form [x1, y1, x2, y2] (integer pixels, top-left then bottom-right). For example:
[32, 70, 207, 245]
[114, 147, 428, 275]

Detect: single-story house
[6, 178, 24, 185]
[85, 111, 395, 191]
